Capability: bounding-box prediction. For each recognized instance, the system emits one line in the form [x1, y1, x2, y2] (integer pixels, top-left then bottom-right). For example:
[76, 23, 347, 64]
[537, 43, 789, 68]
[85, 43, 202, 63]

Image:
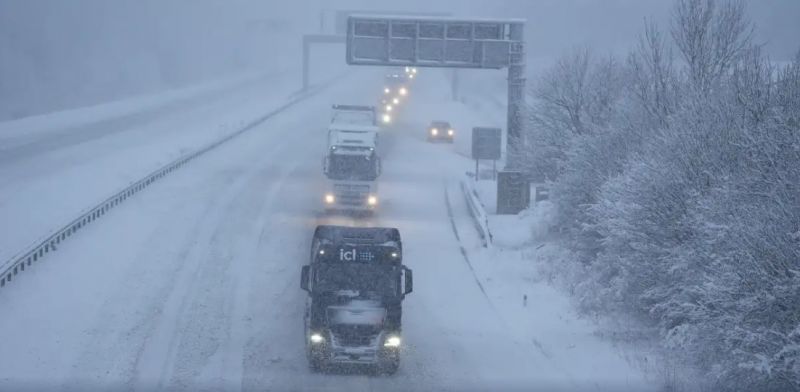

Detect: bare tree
[531, 47, 592, 137]
[776, 50, 800, 126]
[671, 0, 753, 92]
[731, 45, 775, 124]
[628, 19, 679, 127]
[523, 47, 593, 181]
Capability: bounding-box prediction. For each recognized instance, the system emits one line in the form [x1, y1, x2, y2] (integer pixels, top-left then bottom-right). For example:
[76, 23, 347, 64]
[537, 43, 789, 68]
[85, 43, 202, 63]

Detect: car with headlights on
[426, 120, 455, 143]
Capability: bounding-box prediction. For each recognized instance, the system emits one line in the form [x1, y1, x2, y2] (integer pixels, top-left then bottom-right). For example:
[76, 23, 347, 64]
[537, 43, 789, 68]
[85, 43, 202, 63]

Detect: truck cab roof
[331, 104, 376, 126]
[314, 225, 401, 245]
[312, 225, 402, 263]
[385, 74, 407, 82]
[430, 120, 452, 129]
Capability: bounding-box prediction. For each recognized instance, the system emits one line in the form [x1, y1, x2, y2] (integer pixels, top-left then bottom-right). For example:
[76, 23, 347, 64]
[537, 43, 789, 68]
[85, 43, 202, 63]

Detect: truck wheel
[379, 359, 399, 375]
[309, 357, 324, 373]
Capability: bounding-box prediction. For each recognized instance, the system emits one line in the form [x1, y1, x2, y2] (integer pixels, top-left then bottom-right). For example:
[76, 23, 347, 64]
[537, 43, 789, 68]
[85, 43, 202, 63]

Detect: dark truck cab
[300, 225, 413, 374]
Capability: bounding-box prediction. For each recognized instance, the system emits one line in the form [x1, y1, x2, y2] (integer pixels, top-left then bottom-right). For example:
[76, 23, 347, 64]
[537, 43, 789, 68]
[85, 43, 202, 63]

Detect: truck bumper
[309, 345, 398, 367]
[427, 135, 454, 143]
[324, 204, 376, 213]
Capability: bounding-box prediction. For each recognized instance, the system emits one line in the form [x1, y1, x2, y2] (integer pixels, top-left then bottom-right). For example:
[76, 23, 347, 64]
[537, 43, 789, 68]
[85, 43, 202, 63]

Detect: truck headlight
[399, 87, 407, 96]
[384, 335, 401, 347]
[310, 333, 325, 344]
[448, 129, 454, 136]
[392, 98, 399, 105]
[367, 195, 378, 206]
[385, 105, 392, 112]
[382, 114, 392, 124]
[431, 128, 438, 136]
[384, 88, 390, 94]
[324, 194, 335, 204]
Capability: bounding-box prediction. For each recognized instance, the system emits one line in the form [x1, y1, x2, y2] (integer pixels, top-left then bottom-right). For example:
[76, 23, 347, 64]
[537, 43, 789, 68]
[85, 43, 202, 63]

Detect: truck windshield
[314, 263, 399, 298]
[327, 154, 378, 181]
[332, 111, 374, 125]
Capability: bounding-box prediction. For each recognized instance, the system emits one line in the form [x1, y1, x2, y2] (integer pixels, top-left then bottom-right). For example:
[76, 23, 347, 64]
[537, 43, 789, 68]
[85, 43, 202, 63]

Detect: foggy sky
[1, 0, 798, 120]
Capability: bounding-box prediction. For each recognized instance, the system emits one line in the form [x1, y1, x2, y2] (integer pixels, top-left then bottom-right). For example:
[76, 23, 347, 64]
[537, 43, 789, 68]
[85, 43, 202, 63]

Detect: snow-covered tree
[529, 0, 800, 389]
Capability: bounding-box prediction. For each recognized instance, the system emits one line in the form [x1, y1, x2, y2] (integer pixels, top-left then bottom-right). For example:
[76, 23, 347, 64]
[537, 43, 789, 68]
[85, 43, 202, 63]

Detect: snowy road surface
[0, 70, 652, 391]
[0, 66, 331, 263]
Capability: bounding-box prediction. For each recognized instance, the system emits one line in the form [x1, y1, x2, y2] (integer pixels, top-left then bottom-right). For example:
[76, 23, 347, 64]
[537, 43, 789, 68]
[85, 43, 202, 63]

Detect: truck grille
[330, 325, 380, 347]
[333, 184, 370, 206]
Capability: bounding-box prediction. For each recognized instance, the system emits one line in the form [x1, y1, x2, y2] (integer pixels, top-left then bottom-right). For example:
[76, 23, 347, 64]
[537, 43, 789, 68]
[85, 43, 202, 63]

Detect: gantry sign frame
[345, 15, 529, 213]
[302, 11, 452, 92]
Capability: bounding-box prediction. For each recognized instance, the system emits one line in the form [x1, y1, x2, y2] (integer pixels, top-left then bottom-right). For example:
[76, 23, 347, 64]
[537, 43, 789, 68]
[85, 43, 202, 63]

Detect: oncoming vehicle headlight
[324, 194, 335, 204]
[310, 333, 325, 344]
[448, 129, 454, 136]
[384, 87, 390, 94]
[431, 128, 438, 136]
[385, 105, 393, 112]
[384, 335, 401, 347]
[399, 87, 407, 96]
[382, 114, 392, 124]
[367, 195, 378, 206]
[392, 97, 400, 105]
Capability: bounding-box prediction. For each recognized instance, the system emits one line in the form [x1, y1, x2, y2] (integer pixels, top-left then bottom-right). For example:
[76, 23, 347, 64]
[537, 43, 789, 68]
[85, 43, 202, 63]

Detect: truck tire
[379, 358, 400, 375]
[309, 357, 324, 373]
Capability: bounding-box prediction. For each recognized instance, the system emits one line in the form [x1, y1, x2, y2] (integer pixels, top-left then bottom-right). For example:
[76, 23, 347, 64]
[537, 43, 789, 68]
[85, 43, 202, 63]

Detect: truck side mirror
[301, 265, 310, 292]
[403, 266, 413, 296]
[322, 157, 329, 175]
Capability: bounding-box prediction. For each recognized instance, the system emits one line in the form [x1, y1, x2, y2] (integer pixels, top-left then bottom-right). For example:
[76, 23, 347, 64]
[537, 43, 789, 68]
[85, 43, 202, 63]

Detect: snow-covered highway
[0, 70, 652, 391]
[0, 67, 330, 264]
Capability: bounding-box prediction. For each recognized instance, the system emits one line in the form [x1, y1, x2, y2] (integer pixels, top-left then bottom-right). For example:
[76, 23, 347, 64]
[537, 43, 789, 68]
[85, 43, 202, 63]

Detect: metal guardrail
[0, 79, 339, 290]
[460, 179, 493, 248]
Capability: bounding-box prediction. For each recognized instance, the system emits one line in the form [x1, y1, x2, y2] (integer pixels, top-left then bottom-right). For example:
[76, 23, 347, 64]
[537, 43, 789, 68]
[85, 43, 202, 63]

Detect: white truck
[323, 105, 381, 213]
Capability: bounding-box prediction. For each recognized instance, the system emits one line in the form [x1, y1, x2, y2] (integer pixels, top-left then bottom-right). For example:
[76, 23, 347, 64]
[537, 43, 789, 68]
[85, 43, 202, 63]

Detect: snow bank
[465, 243, 655, 390]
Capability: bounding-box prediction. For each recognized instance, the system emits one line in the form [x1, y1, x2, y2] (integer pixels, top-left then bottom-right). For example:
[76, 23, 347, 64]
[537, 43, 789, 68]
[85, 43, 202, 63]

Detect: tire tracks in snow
[128, 112, 319, 391]
[63, 91, 324, 390]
